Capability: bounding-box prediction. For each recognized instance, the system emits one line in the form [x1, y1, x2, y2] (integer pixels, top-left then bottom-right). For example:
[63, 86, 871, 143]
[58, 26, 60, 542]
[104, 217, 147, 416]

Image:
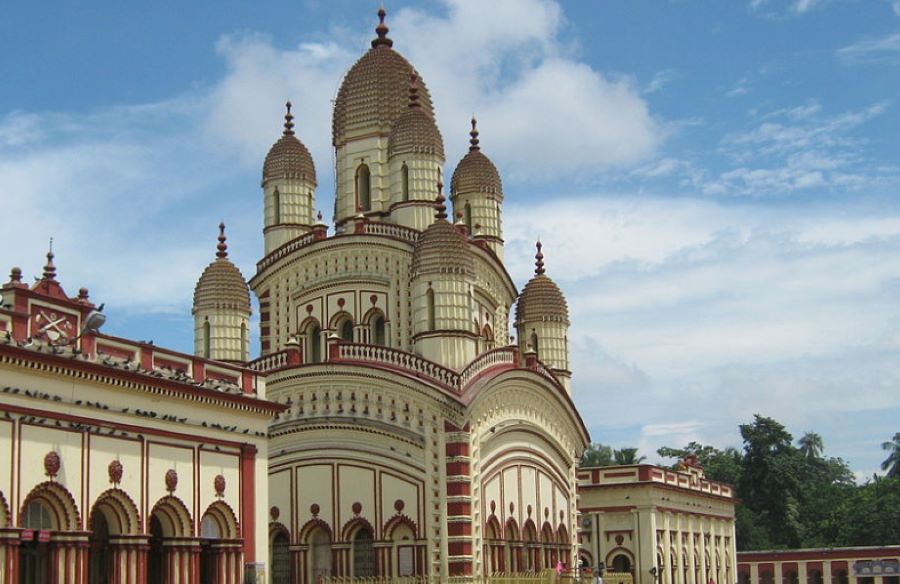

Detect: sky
[2, 0, 899, 479]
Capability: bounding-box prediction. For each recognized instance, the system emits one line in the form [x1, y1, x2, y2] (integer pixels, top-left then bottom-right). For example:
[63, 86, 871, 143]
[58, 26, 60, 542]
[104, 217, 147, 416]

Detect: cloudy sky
[2, 0, 899, 479]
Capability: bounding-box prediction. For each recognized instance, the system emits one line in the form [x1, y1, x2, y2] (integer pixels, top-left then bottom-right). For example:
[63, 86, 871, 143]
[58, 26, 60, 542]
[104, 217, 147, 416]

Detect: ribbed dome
[263, 102, 317, 186]
[451, 118, 502, 198]
[192, 225, 251, 315]
[333, 10, 434, 147]
[412, 192, 473, 277]
[388, 74, 444, 158]
[515, 242, 569, 325]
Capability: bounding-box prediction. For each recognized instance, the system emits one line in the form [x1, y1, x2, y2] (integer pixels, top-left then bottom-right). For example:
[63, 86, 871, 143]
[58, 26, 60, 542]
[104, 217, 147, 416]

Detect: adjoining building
[578, 459, 738, 584]
[737, 546, 900, 584]
[236, 9, 589, 583]
[0, 243, 280, 583]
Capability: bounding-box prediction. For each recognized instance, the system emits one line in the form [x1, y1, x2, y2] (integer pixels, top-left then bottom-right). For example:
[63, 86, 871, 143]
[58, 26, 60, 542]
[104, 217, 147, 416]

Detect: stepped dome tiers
[515, 241, 569, 326]
[451, 117, 502, 198]
[262, 102, 316, 186]
[332, 8, 435, 147]
[193, 224, 251, 315]
[412, 187, 472, 277]
[388, 73, 444, 158]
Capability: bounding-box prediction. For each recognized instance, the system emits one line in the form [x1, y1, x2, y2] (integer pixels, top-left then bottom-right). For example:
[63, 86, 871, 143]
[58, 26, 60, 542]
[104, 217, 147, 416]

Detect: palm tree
[881, 432, 900, 478]
[580, 443, 614, 467]
[613, 447, 646, 465]
[798, 432, 824, 461]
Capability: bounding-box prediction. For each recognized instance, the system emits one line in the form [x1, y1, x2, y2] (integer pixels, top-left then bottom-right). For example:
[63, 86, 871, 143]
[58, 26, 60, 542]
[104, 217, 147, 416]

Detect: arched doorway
[612, 552, 633, 573]
[352, 527, 375, 578]
[484, 516, 503, 574]
[505, 519, 520, 573]
[522, 520, 539, 572]
[199, 502, 242, 584]
[88, 511, 111, 584]
[89, 489, 142, 584]
[270, 528, 292, 584]
[384, 516, 418, 577]
[148, 515, 164, 584]
[148, 496, 193, 584]
[19, 500, 53, 584]
[309, 527, 332, 583]
[19, 481, 82, 584]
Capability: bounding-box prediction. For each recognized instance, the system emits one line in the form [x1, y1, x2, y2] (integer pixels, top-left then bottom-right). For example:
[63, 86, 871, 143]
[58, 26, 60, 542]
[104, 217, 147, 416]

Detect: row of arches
[657, 547, 734, 584]
[269, 515, 422, 584]
[355, 163, 445, 212]
[483, 517, 570, 574]
[298, 310, 387, 363]
[0, 485, 242, 584]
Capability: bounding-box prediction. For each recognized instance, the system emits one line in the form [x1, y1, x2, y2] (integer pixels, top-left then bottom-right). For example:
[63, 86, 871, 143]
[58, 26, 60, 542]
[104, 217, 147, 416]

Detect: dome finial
[283, 101, 295, 136]
[435, 182, 448, 220]
[469, 116, 480, 152]
[43, 238, 57, 281]
[216, 222, 228, 259]
[534, 240, 545, 276]
[372, 6, 394, 48]
[408, 71, 420, 109]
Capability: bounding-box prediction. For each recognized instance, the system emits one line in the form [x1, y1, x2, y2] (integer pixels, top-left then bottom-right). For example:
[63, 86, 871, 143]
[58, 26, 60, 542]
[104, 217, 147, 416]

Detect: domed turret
[515, 241, 571, 392]
[411, 185, 477, 369]
[388, 73, 446, 230]
[261, 102, 317, 255]
[451, 118, 504, 257]
[193, 224, 251, 362]
[332, 9, 437, 226]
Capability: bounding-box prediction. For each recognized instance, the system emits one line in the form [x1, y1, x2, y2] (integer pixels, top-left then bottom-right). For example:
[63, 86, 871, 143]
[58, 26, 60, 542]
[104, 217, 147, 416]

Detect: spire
[283, 101, 295, 136]
[43, 238, 57, 281]
[216, 222, 228, 259]
[469, 116, 480, 152]
[408, 72, 421, 109]
[371, 7, 394, 48]
[534, 240, 545, 276]
[435, 182, 448, 220]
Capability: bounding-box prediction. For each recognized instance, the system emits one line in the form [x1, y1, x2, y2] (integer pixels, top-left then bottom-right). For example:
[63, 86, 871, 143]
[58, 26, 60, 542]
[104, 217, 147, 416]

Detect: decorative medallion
[44, 451, 61, 479]
[306, 304, 313, 314]
[337, 298, 345, 308]
[108, 459, 123, 486]
[490, 500, 496, 514]
[559, 510, 564, 521]
[369, 294, 377, 306]
[31, 308, 76, 345]
[352, 502, 362, 515]
[310, 503, 320, 517]
[527, 504, 533, 517]
[616, 534, 625, 545]
[394, 499, 405, 513]
[509, 501, 515, 514]
[270, 506, 280, 521]
[544, 507, 550, 519]
[214, 474, 226, 497]
[165, 469, 178, 493]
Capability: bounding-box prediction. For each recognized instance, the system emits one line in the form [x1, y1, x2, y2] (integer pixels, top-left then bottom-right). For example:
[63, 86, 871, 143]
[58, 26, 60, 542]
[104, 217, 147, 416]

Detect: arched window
[271, 530, 292, 584]
[612, 553, 632, 573]
[307, 323, 322, 363]
[353, 527, 375, 578]
[464, 202, 472, 231]
[22, 500, 53, 530]
[401, 164, 409, 202]
[529, 331, 539, 354]
[426, 289, 436, 331]
[240, 322, 247, 356]
[339, 319, 354, 342]
[356, 164, 371, 211]
[309, 527, 332, 582]
[203, 320, 211, 359]
[273, 187, 281, 224]
[370, 314, 386, 346]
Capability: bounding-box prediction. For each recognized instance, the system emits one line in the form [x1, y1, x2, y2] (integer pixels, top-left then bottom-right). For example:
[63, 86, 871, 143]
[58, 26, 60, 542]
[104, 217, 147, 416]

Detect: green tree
[881, 432, 900, 478]
[613, 447, 646, 465]
[580, 443, 614, 467]
[798, 432, 824, 461]
[830, 476, 900, 545]
[656, 442, 742, 485]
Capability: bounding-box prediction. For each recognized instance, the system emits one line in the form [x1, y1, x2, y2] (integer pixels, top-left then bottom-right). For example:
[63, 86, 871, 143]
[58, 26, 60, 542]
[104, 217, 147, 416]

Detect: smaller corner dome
[450, 118, 502, 198]
[412, 191, 473, 277]
[192, 225, 252, 315]
[389, 72, 444, 159]
[514, 242, 569, 326]
[262, 102, 317, 186]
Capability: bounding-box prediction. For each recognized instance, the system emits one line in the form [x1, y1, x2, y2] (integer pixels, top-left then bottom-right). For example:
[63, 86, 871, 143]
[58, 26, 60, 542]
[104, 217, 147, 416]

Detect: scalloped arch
[201, 500, 240, 540]
[299, 517, 333, 544]
[90, 488, 142, 535]
[150, 495, 193, 538]
[382, 513, 417, 539]
[19, 481, 81, 531]
[0, 490, 9, 528]
[340, 516, 375, 542]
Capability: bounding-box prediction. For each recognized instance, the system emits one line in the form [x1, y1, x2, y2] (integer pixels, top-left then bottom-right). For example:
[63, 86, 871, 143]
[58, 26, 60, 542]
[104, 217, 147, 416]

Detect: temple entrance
[309, 527, 332, 582]
[199, 514, 220, 584]
[88, 511, 111, 584]
[148, 515, 165, 583]
[271, 530, 292, 584]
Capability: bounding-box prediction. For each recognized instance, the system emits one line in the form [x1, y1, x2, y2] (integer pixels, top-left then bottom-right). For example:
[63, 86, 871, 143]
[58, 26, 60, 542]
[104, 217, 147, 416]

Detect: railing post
[327, 334, 341, 361]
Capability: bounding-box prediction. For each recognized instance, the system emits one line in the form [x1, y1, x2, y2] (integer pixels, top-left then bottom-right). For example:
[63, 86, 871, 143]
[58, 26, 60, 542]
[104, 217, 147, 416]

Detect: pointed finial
[435, 182, 447, 220]
[10, 267, 23, 284]
[43, 239, 57, 281]
[534, 240, 545, 276]
[469, 116, 480, 152]
[283, 101, 295, 136]
[408, 72, 420, 109]
[372, 7, 394, 48]
[317, 210, 323, 222]
[216, 222, 228, 259]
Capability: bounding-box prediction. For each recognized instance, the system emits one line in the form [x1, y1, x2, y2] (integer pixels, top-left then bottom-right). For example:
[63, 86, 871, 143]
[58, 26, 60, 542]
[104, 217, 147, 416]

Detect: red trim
[241, 444, 256, 562]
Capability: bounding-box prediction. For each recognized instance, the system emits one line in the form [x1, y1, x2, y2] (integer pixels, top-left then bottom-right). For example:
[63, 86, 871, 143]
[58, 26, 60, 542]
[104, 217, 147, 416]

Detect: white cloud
[644, 69, 678, 95]
[838, 31, 900, 64]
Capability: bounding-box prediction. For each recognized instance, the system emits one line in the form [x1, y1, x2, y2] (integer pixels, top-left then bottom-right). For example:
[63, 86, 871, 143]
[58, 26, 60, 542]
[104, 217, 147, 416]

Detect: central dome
[332, 9, 434, 147]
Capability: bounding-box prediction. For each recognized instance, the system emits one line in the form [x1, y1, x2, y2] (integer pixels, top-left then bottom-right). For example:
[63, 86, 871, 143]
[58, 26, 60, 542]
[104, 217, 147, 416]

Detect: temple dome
[412, 190, 473, 277]
[333, 9, 434, 147]
[451, 118, 502, 197]
[388, 73, 444, 158]
[262, 102, 316, 186]
[515, 243, 569, 325]
[192, 224, 251, 315]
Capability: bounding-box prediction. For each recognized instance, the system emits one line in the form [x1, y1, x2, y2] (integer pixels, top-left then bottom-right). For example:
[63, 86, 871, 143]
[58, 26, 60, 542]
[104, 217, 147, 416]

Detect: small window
[464, 202, 472, 231]
[353, 528, 375, 577]
[339, 319, 354, 342]
[401, 164, 409, 202]
[529, 332, 538, 354]
[200, 514, 221, 539]
[356, 164, 371, 211]
[240, 322, 247, 356]
[203, 321, 211, 359]
[426, 289, 436, 331]
[371, 314, 386, 346]
[307, 324, 322, 363]
[23, 500, 54, 530]
[273, 187, 281, 224]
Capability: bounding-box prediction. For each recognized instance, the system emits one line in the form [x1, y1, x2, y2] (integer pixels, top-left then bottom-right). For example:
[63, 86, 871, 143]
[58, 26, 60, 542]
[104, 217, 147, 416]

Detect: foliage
[613, 447, 646, 465]
[657, 416, 895, 551]
[580, 443, 614, 467]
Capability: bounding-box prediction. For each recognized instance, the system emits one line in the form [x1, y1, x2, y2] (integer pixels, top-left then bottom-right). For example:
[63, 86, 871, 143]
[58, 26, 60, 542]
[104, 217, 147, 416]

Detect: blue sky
[2, 0, 899, 478]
